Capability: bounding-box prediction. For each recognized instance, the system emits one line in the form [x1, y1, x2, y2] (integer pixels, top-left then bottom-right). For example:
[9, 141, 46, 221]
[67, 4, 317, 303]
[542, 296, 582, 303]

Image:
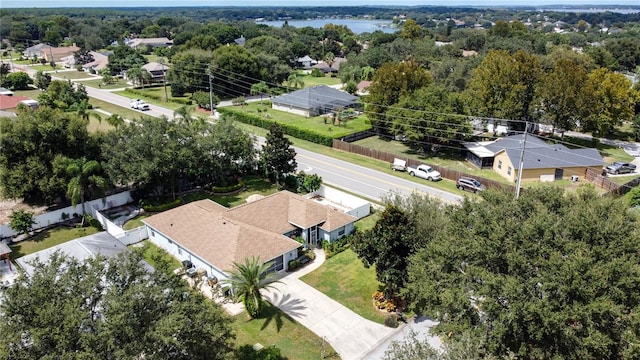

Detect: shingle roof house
[464, 134, 604, 182]
[272, 85, 358, 117]
[143, 191, 357, 281]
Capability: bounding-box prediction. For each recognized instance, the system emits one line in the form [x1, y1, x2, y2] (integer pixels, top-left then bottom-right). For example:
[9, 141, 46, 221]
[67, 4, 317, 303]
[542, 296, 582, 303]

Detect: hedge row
[143, 199, 183, 213]
[218, 107, 333, 147]
[124, 88, 192, 106]
[212, 180, 245, 194]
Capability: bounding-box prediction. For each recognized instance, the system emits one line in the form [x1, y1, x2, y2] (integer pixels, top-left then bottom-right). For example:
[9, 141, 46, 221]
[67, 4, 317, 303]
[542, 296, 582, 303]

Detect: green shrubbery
[322, 236, 351, 259]
[142, 199, 183, 212]
[212, 179, 245, 194]
[218, 107, 333, 146]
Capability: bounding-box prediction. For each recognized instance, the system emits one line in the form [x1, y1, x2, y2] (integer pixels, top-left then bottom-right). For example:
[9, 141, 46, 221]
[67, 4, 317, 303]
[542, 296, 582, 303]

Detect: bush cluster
[322, 237, 350, 259]
[212, 179, 245, 194]
[142, 199, 183, 212]
[384, 314, 399, 328]
[218, 108, 334, 146]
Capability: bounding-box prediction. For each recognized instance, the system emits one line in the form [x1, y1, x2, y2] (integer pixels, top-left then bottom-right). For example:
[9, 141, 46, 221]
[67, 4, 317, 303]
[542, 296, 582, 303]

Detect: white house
[143, 191, 357, 283]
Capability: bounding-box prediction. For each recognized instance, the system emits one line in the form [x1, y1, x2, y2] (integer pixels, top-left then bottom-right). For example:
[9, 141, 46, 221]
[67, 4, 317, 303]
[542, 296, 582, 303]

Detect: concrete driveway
[263, 249, 397, 360]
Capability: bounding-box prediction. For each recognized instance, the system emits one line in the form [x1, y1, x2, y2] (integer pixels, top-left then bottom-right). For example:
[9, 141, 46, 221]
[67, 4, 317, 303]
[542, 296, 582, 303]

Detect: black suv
[457, 177, 486, 193]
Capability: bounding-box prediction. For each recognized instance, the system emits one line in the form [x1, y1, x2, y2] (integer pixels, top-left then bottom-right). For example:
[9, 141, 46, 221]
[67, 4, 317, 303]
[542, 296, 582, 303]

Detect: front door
[310, 226, 318, 247]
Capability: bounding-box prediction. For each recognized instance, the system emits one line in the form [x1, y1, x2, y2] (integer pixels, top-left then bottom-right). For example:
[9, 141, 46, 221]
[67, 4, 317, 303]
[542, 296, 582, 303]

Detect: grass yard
[609, 174, 640, 185]
[89, 96, 152, 121]
[232, 302, 338, 360]
[82, 78, 130, 89]
[233, 102, 371, 138]
[9, 225, 100, 261]
[115, 87, 186, 111]
[300, 74, 342, 87]
[301, 249, 387, 324]
[354, 211, 381, 232]
[12, 88, 43, 100]
[30, 64, 59, 72]
[51, 70, 97, 80]
[129, 240, 181, 272]
[87, 116, 115, 133]
[123, 214, 151, 230]
[181, 176, 278, 208]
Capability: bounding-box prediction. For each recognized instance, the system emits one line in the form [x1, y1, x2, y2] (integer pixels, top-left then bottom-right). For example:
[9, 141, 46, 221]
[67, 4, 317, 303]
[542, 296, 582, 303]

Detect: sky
[2, 0, 640, 7]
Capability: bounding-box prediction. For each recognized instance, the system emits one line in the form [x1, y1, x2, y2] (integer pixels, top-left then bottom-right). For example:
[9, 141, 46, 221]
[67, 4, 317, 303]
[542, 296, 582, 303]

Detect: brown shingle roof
[143, 200, 300, 272]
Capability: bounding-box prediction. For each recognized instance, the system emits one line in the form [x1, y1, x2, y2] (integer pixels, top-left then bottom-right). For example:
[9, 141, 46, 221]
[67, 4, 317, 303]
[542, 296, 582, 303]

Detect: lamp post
[159, 57, 168, 102]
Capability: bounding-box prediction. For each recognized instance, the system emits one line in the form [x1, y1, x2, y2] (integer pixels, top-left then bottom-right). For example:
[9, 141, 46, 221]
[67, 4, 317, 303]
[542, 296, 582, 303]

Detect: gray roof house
[272, 85, 358, 117]
[464, 134, 604, 182]
[23, 43, 52, 58]
[16, 232, 152, 276]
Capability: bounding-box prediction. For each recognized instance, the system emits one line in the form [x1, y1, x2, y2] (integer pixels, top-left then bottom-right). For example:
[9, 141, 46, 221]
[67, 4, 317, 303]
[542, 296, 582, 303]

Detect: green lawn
[52, 70, 97, 80]
[12, 88, 43, 100]
[129, 240, 181, 273]
[231, 102, 371, 139]
[354, 211, 381, 232]
[89, 96, 153, 121]
[87, 116, 115, 133]
[115, 87, 186, 111]
[181, 176, 278, 208]
[82, 78, 130, 89]
[301, 249, 386, 324]
[31, 64, 59, 72]
[123, 214, 151, 230]
[299, 74, 342, 87]
[609, 174, 640, 185]
[232, 302, 338, 360]
[9, 226, 100, 261]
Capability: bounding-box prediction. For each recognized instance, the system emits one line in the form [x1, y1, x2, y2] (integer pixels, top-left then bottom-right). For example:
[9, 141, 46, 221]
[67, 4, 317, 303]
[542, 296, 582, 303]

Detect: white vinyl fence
[1, 191, 133, 238]
[93, 208, 148, 246]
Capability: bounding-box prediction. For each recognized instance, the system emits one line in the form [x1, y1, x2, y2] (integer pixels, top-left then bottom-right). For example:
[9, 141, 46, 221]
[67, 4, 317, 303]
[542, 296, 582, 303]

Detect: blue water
[259, 19, 397, 34]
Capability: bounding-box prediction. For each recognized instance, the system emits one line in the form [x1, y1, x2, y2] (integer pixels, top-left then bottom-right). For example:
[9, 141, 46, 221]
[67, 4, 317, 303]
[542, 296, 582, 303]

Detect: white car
[407, 164, 442, 181]
[130, 99, 150, 111]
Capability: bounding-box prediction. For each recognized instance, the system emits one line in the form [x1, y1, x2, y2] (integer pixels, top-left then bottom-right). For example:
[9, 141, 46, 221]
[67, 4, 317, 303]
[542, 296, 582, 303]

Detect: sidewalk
[263, 248, 398, 360]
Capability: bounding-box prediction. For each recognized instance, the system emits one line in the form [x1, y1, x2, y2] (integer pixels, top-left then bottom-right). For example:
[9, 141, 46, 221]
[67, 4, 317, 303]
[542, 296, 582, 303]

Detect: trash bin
[571, 175, 579, 182]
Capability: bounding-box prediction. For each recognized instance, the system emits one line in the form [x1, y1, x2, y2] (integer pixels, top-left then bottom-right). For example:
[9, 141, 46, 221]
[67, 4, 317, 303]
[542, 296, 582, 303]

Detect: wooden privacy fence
[585, 168, 640, 196]
[333, 139, 516, 193]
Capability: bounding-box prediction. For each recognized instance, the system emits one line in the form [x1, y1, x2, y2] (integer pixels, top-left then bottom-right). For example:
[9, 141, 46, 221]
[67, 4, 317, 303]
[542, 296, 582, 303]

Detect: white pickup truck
[130, 99, 150, 111]
[407, 164, 441, 181]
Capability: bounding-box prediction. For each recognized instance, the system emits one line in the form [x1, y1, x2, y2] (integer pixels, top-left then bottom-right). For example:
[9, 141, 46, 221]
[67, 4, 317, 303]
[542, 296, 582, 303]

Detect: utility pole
[515, 121, 529, 199]
[159, 57, 168, 102]
[208, 66, 215, 116]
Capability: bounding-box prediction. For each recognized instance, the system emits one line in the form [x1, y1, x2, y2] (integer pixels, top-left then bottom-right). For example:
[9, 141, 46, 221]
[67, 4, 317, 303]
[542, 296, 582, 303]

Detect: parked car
[456, 177, 486, 193]
[605, 162, 637, 175]
[130, 99, 150, 111]
[407, 164, 441, 181]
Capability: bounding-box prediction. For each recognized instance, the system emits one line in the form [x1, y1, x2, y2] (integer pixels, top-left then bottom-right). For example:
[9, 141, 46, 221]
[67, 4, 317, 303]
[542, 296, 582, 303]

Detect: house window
[338, 226, 346, 237]
[507, 167, 512, 175]
[498, 160, 502, 169]
[266, 256, 284, 273]
[151, 230, 155, 237]
[178, 247, 182, 255]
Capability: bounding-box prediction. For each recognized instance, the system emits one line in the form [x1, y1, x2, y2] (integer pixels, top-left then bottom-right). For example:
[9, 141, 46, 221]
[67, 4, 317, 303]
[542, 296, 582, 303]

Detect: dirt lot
[0, 199, 48, 225]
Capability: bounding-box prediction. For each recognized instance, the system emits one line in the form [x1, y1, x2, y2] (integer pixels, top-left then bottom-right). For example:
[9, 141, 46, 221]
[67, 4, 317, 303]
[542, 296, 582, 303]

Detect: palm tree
[66, 157, 108, 224]
[362, 66, 375, 81]
[250, 81, 269, 104]
[126, 66, 151, 88]
[286, 73, 304, 90]
[223, 256, 281, 318]
[105, 114, 125, 129]
[173, 105, 196, 124]
[324, 51, 335, 70]
[74, 99, 102, 124]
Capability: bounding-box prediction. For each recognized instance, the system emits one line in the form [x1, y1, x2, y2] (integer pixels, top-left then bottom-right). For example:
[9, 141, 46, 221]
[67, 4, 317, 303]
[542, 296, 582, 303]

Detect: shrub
[212, 179, 244, 194]
[171, 83, 186, 97]
[629, 187, 640, 207]
[143, 199, 183, 212]
[310, 68, 324, 77]
[85, 214, 104, 231]
[323, 236, 351, 258]
[231, 96, 247, 106]
[384, 314, 399, 328]
[288, 259, 299, 271]
[303, 249, 316, 260]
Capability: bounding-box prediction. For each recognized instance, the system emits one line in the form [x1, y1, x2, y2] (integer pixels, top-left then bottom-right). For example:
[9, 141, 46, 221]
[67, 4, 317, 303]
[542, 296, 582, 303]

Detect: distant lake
[541, 8, 640, 14]
[259, 19, 397, 34]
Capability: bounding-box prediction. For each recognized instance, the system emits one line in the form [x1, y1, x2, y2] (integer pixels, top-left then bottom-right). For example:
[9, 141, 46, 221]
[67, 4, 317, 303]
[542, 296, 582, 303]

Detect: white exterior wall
[0, 191, 133, 238]
[272, 103, 310, 117]
[147, 226, 229, 282]
[116, 226, 149, 246]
